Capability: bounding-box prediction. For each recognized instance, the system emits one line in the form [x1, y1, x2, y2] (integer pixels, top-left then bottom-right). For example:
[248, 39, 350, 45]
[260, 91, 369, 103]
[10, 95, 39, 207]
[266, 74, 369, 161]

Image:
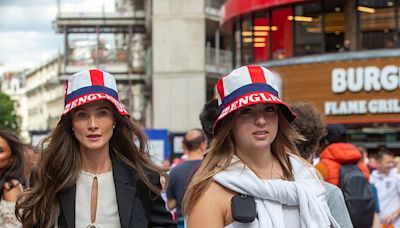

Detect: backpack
[340, 163, 375, 228]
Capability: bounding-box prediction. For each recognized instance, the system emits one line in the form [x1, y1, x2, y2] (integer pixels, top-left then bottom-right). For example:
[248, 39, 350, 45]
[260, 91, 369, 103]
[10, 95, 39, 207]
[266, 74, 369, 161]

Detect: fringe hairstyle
[183, 106, 304, 216]
[16, 107, 166, 228]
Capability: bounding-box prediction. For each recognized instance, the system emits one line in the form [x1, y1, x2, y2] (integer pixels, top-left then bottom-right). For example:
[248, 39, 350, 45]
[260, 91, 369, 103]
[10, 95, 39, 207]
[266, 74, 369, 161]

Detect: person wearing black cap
[315, 124, 370, 186]
[16, 69, 176, 228]
[183, 66, 338, 228]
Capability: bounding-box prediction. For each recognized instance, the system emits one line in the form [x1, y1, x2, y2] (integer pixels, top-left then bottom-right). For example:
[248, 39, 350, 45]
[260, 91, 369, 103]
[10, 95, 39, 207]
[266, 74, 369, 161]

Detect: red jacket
[315, 143, 370, 186]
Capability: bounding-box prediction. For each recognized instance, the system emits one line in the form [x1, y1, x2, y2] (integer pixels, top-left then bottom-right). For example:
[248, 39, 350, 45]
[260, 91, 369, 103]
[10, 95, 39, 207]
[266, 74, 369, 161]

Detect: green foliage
[0, 92, 20, 131]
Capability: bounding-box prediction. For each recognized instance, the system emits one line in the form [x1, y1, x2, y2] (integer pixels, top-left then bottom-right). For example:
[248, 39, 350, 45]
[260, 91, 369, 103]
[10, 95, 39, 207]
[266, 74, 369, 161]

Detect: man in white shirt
[370, 149, 400, 228]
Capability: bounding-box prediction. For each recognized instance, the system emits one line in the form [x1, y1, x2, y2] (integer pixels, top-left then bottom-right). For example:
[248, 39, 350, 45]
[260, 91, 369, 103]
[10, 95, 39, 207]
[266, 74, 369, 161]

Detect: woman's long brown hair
[183, 107, 303, 216]
[16, 108, 165, 227]
[0, 130, 26, 195]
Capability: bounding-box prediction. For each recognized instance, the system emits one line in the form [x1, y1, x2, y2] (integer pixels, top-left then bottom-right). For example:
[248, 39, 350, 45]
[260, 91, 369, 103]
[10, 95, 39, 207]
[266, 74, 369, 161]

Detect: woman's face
[231, 103, 278, 153]
[71, 100, 115, 153]
[0, 136, 13, 170]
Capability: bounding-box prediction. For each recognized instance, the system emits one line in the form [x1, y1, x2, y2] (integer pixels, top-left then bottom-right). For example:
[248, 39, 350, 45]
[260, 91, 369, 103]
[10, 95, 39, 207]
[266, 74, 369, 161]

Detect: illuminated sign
[331, 65, 400, 93]
[325, 99, 400, 115]
[325, 65, 400, 115]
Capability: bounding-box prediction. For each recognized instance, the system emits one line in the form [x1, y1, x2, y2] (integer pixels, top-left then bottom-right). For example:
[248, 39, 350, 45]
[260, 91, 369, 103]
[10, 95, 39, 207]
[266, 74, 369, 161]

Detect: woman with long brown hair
[0, 130, 25, 227]
[183, 66, 339, 228]
[16, 69, 176, 228]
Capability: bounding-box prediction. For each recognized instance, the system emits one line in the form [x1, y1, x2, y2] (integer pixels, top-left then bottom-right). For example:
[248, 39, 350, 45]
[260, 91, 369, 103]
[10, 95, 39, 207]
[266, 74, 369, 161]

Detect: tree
[0, 91, 20, 131]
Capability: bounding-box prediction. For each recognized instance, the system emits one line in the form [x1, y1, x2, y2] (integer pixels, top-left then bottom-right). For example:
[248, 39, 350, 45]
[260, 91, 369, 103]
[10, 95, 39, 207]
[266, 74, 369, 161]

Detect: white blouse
[0, 199, 22, 228]
[76, 170, 121, 228]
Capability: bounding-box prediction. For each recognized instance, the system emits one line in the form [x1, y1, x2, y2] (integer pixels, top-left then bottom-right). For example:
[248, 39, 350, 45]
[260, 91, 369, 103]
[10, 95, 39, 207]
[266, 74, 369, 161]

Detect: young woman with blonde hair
[183, 66, 338, 228]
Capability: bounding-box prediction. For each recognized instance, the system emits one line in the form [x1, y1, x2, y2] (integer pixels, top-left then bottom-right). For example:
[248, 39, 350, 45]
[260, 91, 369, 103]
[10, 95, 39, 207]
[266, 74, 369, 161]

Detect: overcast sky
[0, 0, 115, 72]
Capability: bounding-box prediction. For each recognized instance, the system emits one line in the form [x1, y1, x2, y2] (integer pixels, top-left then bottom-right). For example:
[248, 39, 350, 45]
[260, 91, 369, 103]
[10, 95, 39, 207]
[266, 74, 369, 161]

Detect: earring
[72, 127, 74, 132]
[113, 124, 116, 129]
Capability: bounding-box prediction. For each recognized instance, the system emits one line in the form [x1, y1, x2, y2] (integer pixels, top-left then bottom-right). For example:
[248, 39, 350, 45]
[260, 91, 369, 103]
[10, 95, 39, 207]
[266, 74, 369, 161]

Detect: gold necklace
[255, 160, 274, 179]
[270, 161, 274, 179]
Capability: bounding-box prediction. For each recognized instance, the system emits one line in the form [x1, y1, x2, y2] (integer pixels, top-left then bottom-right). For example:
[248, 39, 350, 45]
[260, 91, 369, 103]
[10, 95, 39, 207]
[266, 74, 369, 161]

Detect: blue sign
[144, 129, 170, 165]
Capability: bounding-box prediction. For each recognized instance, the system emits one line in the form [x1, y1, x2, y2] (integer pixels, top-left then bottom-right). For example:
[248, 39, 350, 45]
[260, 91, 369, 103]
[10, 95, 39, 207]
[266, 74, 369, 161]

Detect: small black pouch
[231, 194, 257, 223]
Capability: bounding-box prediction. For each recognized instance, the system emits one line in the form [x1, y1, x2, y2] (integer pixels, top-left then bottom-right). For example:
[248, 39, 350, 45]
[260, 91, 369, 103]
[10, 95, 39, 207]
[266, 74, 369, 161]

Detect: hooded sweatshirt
[315, 142, 370, 186]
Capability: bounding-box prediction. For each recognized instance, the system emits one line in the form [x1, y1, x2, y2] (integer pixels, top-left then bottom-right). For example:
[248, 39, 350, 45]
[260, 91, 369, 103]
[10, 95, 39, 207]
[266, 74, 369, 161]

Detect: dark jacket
[58, 153, 176, 228]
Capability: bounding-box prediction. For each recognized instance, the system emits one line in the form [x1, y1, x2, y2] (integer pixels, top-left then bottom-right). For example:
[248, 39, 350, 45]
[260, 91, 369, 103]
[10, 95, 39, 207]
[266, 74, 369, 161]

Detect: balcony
[206, 47, 232, 75]
[54, 11, 145, 34]
[61, 41, 145, 77]
[53, 7, 146, 82]
[205, 0, 225, 21]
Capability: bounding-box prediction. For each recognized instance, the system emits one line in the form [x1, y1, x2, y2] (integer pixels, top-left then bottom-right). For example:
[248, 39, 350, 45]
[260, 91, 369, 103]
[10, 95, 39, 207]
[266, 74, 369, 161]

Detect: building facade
[151, 0, 228, 132]
[0, 71, 29, 141]
[24, 57, 64, 144]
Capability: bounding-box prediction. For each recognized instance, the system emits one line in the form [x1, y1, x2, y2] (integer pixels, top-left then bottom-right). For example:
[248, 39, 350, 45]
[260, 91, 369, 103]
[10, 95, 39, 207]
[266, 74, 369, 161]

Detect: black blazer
[58, 153, 177, 228]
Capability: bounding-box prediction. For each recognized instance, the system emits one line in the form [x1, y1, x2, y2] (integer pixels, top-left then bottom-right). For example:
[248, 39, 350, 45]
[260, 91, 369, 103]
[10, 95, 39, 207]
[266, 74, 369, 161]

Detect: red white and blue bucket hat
[62, 69, 129, 116]
[214, 65, 296, 132]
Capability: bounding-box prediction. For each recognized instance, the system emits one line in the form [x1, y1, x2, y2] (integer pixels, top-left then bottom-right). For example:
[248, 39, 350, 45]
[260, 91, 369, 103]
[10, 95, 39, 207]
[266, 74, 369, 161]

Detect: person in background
[358, 146, 379, 173]
[316, 124, 378, 228]
[23, 144, 39, 187]
[370, 149, 400, 228]
[315, 124, 370, 185]
[358, 146, 369, 165]
[289, 102, 353, 228]
[166, 129, 206, 227]
[184, 66, 338, 227]
[395, 156, 400, 174]
[199, 98, 218, 144]
[356, 147, 382, 228]
[339, 39, 351, 52]
[384, 37, 396, 49]
[368, 153, 379, 172]
[0, 130, 25, 227]
[16, 69, 176, 228]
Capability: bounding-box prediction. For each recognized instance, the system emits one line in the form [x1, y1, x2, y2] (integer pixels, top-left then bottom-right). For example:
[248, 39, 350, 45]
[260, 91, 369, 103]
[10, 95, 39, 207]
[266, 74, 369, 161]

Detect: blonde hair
[183, 106, 303, 216]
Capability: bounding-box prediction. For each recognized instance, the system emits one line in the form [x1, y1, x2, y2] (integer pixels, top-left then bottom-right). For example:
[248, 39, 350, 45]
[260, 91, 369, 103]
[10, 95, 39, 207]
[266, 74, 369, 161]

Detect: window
[271, 7, 293, 59]
[229, 0, 400, 62]
[253, 11, 270, 62]
[293, 2, 323, 56]
[358, 0, 396, 49]
[234, 19, 242, 68]
[241, 15, 253, 65]
[324, 0, 346, 52]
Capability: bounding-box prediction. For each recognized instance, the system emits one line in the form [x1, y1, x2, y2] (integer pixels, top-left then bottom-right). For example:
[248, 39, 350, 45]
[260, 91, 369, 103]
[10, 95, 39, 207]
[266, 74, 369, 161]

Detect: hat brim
[62, 92, 129, 116]
[213, 91, 295, 133]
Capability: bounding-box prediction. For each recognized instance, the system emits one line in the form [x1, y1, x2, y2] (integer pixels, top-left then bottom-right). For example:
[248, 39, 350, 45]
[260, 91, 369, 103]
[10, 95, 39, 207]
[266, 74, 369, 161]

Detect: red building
[219, 0, 400, 154]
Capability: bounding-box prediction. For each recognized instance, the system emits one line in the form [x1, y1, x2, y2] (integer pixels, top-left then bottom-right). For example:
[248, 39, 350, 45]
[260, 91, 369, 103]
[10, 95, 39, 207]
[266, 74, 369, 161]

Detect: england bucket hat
[214, 65, 296, 133]
[62, 69, 129, 116]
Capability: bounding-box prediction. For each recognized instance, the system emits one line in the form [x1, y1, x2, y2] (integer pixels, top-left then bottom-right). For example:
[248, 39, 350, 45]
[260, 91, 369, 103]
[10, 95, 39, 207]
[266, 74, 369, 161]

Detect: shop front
[217, 0, 400, 154]
[266, 52, 400, 154]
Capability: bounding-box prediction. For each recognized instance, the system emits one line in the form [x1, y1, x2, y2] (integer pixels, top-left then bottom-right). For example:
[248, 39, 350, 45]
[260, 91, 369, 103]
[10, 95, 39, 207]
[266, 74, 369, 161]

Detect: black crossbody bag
[231, 194, 257, 223]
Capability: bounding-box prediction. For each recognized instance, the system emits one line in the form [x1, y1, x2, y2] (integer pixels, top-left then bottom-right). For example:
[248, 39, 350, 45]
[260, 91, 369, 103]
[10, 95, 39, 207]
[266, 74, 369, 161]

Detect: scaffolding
[53, 0, 148, 122]
[53, 1, 146, 82]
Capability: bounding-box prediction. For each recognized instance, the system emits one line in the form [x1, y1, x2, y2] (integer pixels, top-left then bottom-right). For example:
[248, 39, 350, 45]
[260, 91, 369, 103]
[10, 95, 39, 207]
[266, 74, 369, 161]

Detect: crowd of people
[1, 67, 399, 228]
